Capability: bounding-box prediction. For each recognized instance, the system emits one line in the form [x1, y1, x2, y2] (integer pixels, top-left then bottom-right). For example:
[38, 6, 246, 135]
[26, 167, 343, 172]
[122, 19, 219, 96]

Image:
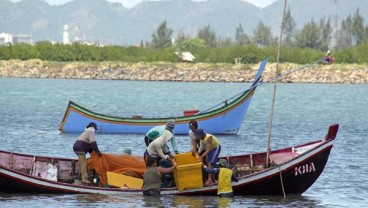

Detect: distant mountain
[0, 0, 367, 45]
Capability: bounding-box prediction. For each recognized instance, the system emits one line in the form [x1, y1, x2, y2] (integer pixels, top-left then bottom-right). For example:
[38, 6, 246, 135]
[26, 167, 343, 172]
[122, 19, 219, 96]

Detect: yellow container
[106, 171, 143, 189]
[173, 153, 203, 191]
[174, 152, 199, 165]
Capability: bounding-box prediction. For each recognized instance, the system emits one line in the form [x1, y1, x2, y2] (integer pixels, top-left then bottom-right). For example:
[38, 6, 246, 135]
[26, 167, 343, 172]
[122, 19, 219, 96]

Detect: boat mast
[266, 0, 288, 168]
[333, 0, 338, 48]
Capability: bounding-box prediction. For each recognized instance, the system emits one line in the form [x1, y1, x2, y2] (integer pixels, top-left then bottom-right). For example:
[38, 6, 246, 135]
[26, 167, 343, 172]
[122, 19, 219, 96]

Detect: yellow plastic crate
[174, 152, 199, 165]
[106, 171, 143, 189]
[174, 163, 203, 191]
[173, 153, 203, 191]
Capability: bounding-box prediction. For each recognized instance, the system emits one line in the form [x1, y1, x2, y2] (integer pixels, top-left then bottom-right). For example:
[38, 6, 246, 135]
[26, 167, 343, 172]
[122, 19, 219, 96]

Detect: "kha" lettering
[294, 162, 316, 176]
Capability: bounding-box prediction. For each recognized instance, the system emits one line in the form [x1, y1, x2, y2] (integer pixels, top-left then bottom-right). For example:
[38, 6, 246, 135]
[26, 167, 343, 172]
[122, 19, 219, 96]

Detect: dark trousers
[218, 192, 234, 197]
[143, 150, 162, 168]
[144, 136, 152, 147]
[143, 189, 160, 196]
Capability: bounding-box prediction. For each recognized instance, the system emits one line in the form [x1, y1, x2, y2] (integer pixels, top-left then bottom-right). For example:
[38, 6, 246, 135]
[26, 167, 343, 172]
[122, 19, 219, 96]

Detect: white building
[0, 33, 13, 44]
[0, 33, 32, 44]
[13, 34, 32, 44]
[63, 25, 70, 44]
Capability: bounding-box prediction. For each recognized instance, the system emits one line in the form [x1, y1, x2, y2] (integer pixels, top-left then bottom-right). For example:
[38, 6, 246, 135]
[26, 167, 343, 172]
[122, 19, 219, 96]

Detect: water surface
[0, 78, 367, 207]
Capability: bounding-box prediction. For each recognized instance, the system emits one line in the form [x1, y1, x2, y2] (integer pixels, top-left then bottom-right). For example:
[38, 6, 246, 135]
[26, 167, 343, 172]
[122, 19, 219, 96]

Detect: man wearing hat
[204, 159, 238, 197]
[192, 128, 221, 185]
[73, 122, 102, 184]
[144, 120, 179, 154]
[146, 128, 176, 167]
[188, 119, 205, 154]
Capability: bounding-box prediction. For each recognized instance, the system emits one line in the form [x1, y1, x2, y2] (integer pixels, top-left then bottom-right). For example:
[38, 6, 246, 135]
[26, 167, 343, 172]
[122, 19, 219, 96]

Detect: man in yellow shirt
[205, 159, 238, 197]
[192, 128, 221, 185]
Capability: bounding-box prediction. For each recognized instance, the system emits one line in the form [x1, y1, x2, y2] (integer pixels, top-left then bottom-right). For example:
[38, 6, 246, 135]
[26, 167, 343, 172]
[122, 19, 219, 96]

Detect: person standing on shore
[324, 50, 334, 63]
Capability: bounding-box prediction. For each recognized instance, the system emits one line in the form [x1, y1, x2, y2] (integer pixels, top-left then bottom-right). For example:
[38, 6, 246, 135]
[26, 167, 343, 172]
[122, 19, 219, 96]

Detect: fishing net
[87, 151, 146, 187]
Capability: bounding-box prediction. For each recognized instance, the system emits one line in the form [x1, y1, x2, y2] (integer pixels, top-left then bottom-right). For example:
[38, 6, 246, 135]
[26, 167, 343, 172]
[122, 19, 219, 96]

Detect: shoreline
[1, 60, 368, 84]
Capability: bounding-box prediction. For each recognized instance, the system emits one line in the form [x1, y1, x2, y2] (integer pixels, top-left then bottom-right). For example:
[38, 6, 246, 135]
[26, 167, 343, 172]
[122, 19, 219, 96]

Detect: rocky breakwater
[0, 59, 367, 84]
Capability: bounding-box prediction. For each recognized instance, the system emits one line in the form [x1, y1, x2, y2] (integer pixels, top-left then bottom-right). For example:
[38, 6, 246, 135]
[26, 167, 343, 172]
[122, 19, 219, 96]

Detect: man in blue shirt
[144, 120, 179, 154]
[204, 159, 238, 197]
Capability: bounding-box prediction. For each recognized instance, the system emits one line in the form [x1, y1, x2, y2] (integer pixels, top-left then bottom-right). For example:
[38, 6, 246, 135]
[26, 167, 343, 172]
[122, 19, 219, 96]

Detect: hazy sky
[10, 0, 277, 8]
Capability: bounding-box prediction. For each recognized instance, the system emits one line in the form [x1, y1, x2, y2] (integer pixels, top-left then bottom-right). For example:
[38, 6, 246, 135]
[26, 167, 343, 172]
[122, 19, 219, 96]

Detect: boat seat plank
[58, 160, 78, 180]
[270, 152, 299, 164]
[11, 154, 33, 174]
[0, 152, 11, 168]
[31, 161, 58, 181]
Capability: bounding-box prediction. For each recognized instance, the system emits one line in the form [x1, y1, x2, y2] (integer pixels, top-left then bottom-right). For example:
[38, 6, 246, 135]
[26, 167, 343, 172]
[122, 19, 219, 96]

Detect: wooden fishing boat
[58, 58, 269, 135]
[0, 124, 339, 195]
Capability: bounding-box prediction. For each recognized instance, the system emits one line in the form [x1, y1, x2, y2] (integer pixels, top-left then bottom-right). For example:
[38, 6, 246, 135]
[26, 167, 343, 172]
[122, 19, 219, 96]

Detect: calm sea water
[0, 77, 367, 207]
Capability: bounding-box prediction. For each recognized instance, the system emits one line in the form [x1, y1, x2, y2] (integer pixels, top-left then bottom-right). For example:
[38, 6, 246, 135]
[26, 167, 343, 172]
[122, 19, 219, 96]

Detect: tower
[63, 25, 69, 44]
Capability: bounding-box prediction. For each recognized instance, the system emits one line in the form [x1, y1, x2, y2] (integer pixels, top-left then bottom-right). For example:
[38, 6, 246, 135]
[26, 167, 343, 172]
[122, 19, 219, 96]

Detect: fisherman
[204, 159, 239, 197]
[146, 129, 176, 167]
[192, 128, 221, 185]
[189, 119, 206, 156]
[142, 156, 176, 196]
[73, 122, 102, 184]
[144, 120, 179, 154]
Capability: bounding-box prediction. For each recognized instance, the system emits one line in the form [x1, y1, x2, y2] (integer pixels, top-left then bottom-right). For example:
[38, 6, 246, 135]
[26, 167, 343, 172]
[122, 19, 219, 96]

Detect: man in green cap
[144, 120, 179, 154]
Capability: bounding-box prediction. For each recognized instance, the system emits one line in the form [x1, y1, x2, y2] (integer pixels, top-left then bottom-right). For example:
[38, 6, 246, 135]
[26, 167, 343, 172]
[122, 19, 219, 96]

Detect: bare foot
[204, 180, 214, 186]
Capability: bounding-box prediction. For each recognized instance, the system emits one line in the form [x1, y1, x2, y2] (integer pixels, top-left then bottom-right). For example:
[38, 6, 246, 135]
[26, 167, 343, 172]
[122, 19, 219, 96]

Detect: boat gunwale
[64, 86, 255, 124]
[0, 134, 335, 195]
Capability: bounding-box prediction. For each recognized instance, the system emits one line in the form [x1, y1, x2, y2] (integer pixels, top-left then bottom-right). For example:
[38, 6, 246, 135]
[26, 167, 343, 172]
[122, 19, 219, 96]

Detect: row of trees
[148, 8, 368, 53]
[1, 8, 368, 64]
[1, 40, 368, 64]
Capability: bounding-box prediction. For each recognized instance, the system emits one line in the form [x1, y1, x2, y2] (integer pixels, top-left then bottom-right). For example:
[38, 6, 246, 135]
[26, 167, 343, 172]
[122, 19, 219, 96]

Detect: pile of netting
[87, 151, 147, 187]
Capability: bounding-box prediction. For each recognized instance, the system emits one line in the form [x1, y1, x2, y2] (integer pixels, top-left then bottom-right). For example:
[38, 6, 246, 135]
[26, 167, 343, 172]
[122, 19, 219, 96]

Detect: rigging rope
[198, 58, 321, 114]
[279, 165, 286, 199]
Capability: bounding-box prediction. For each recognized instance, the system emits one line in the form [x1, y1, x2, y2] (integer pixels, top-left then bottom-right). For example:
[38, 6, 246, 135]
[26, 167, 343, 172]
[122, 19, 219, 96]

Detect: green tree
[217, 37, 233, 48]
[52, 44, 74, 62]
[352, 9, 365, 45]
[177, 38, 206, 53]
[235, 23, 250, 46]
[294, 19, 321, 49]
[197, 25, 217, 47]
[12, 43, 40, 60]
[35, 41, 53, 59]
[140, 40, 144, 48]
[336, 15, 353, 49]
[151, 20, 173, 49]
[283, 7, 296, 46]
[0, 43, 13, 60]
[175, 31, 190, 46]
[336, 9, 368, 49]
[319, 16, 332, 51]
[363, 26, 368, 43]
[252, 21, 273, 47]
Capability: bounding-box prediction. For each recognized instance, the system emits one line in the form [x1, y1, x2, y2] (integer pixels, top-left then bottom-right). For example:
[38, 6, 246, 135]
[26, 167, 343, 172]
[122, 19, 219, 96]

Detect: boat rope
[197, 59, 320, 114]
[279, 165, 286, 199]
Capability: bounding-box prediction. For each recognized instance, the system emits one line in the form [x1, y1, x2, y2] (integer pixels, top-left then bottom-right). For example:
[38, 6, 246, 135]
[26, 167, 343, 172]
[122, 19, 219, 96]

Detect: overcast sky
[10, 0, 277, 8]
